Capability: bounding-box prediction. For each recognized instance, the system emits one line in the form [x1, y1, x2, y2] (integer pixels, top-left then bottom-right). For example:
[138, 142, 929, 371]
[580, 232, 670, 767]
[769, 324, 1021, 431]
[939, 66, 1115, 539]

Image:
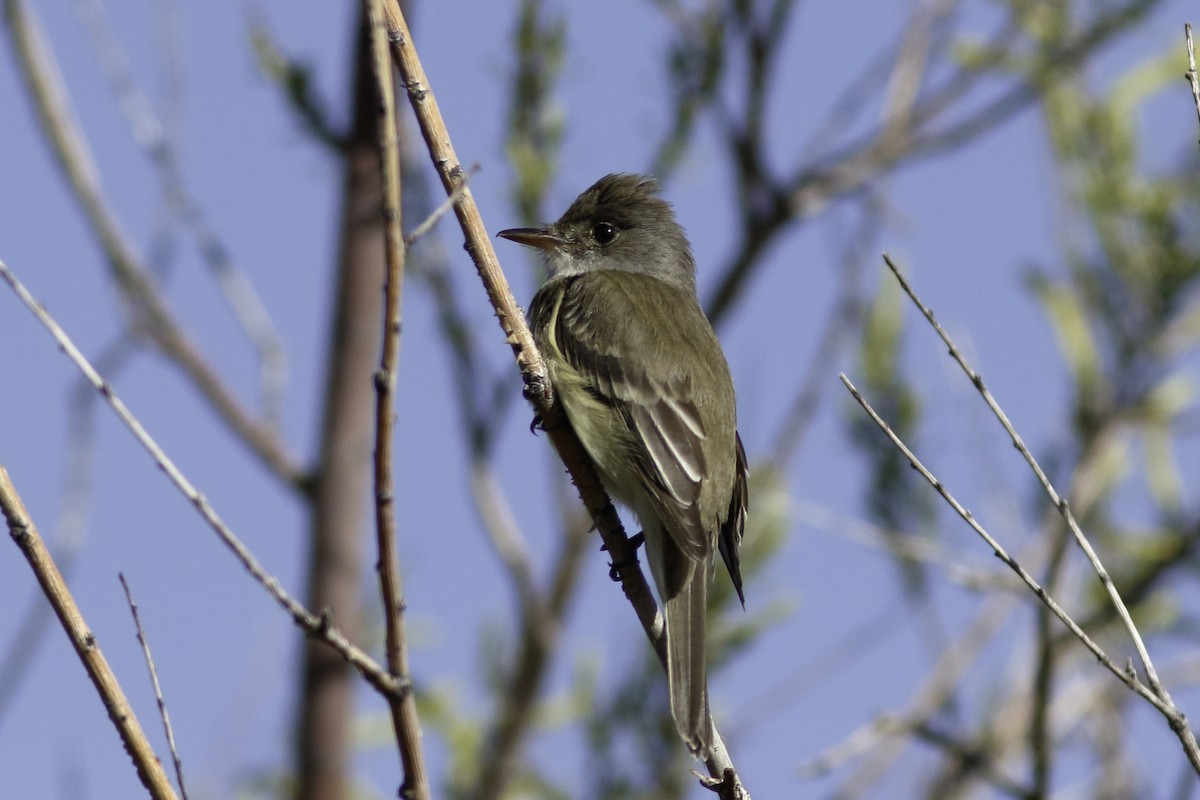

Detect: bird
[498, 173, 747, 758]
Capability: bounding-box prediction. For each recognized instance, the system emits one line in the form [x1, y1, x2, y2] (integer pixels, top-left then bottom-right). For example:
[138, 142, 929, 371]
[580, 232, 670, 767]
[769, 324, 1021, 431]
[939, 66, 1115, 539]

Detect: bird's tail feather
[665, 558, 712, 759]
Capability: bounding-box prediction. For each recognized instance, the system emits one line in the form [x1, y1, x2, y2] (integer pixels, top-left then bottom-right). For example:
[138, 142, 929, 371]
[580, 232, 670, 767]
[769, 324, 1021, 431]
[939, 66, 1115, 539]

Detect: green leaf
[1029, 275, 1102, 394]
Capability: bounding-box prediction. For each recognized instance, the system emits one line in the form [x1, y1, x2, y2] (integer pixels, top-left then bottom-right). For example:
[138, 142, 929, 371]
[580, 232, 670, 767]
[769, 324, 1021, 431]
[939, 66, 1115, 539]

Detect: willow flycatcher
[498, 173, 747, 758]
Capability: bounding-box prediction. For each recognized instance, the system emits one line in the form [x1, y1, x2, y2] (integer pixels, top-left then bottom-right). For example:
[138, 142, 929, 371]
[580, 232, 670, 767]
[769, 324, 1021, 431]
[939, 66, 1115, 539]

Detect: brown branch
[0, 467, 178, 800]
[365, 1, 428, 797]
[379, 2, 541, 391]
[378, 1, 747, 793]
[377, 4, 656, 626]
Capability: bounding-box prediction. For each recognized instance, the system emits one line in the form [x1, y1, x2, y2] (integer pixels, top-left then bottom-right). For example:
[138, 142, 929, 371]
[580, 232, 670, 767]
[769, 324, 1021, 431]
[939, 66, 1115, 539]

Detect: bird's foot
[604, 532, 645, 581]
[529, 406, 570, 434]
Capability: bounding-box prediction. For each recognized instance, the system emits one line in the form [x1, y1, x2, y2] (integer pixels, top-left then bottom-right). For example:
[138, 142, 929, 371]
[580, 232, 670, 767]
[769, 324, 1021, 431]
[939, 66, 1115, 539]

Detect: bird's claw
[605, 532, 645, 581]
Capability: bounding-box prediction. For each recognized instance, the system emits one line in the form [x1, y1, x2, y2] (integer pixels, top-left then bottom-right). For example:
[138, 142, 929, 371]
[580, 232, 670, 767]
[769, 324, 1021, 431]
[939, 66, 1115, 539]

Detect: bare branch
[404, 166, 475, 246]
[118, 574, 189, 800]
[378, 8, 661, 646]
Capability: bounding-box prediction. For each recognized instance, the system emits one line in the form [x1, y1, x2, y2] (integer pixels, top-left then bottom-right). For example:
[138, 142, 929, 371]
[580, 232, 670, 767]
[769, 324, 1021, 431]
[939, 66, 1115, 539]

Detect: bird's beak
[496, 227, 567, 251]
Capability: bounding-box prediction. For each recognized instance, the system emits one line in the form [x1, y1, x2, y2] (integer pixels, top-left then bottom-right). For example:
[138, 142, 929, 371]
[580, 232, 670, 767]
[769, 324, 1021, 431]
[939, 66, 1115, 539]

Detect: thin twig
[0, 468, 177, 800]
[0, 257, 408, 704]
[840, 372, 1200, 773]
[1186, 23, 1200, 144]
[118, 573, 189, 800]
[378, 2, 746, 792]
[882, 253, 1200, 775]
[881, 255, 1196, 739]
[404, 166, 475, 246]
[364, 1, 428, 797]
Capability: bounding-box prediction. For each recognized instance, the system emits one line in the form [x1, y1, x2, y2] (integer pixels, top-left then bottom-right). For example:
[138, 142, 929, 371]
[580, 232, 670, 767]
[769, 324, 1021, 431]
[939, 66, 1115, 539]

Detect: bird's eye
[592, 222, 617, 245]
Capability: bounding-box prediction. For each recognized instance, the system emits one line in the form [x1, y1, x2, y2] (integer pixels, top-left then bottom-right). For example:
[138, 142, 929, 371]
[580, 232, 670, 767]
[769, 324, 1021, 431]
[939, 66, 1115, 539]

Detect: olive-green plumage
[499, 174, 747, 759]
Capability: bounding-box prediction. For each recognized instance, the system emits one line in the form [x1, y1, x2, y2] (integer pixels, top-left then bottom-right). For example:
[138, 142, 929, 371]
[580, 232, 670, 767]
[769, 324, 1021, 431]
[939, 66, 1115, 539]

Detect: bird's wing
[719, 432, 748, 607]
[533, 273, 712, 563]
